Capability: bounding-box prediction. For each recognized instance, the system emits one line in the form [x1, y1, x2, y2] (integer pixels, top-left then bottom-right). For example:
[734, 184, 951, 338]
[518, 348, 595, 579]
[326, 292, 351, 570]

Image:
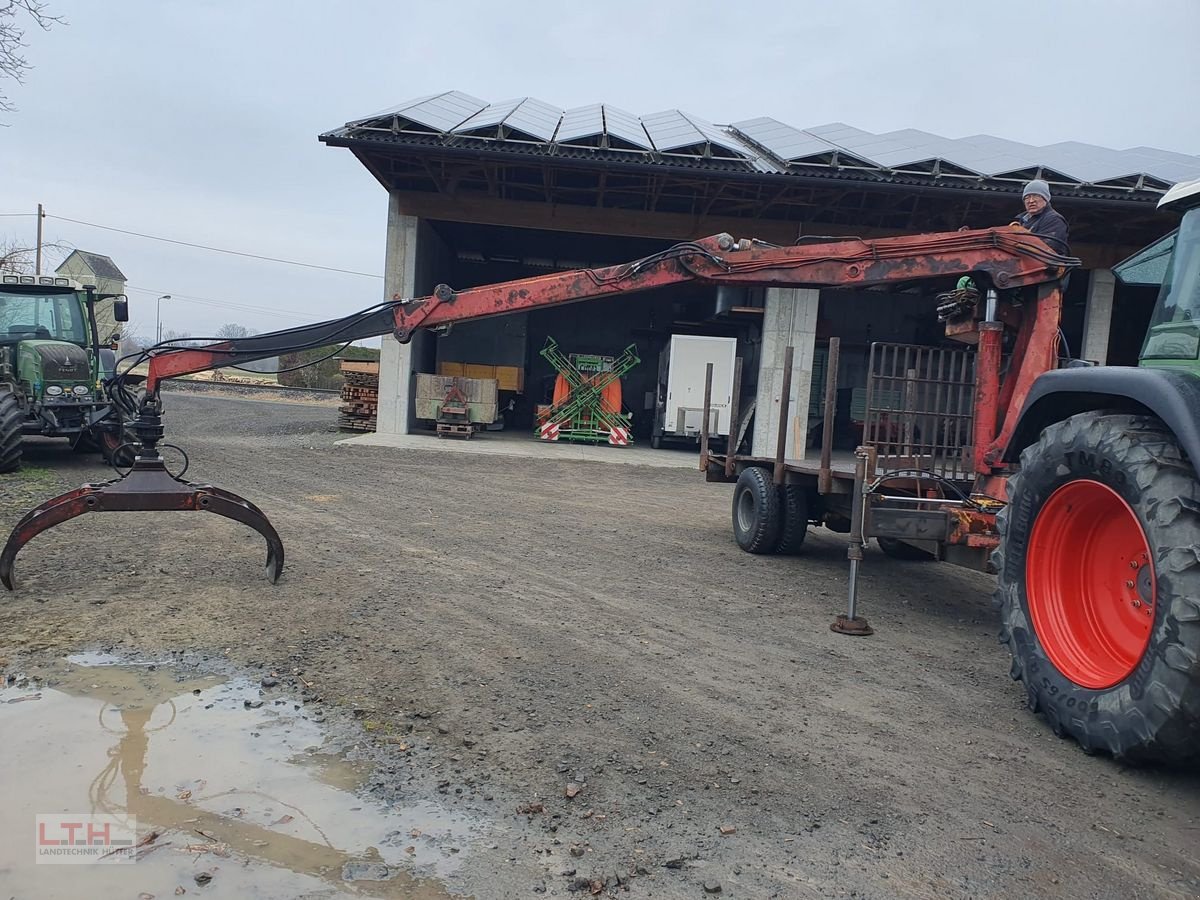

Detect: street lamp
[156, 295, 171, 344]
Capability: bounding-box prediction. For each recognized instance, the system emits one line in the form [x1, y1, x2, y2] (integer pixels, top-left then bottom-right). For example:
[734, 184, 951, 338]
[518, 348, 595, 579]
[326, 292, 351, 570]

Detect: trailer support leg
[832, 447, 874, 636]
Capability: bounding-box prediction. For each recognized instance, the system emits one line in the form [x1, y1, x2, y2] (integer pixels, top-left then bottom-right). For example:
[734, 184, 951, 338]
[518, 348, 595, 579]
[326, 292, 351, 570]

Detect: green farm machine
[0, 274, 141, 471]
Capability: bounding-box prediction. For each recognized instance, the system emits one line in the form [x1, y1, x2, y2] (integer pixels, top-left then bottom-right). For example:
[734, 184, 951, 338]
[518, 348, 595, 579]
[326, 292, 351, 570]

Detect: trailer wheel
[995, 412, 1200, 764]
[774, 484, 809, 555]
[0, 387, 22, 473]
[732, 466, 781, 554]
[877, 537, 934, 561]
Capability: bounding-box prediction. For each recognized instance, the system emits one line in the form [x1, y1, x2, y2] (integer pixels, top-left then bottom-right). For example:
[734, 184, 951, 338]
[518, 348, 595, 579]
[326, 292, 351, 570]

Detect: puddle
[0, 655, 476, 898]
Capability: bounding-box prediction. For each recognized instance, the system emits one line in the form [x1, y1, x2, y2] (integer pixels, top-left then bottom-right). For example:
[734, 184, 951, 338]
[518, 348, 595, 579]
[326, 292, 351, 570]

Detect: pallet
[436, 422, 474, 439]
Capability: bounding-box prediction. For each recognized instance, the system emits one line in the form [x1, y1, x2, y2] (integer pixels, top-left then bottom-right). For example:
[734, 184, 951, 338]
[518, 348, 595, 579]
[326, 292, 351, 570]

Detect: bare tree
[0, 235, 69, 273]
[0, 1, 64, 114]
[115, 322, 150, 357]
[216, 322, 256, 339]
[160, 327, 199, 347]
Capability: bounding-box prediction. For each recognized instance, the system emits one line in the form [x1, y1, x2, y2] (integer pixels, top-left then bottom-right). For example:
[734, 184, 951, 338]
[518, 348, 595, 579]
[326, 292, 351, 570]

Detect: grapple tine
[1, 458, 286, 590]
[0, 486, 102, 590]
[195, 488, 286, 583]
[199, 484, 272, 520]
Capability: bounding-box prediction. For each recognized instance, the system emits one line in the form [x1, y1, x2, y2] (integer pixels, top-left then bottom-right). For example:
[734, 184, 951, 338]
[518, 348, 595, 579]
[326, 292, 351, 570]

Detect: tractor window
[1142, 208, 1200, 361]
[0, 291, 89, 345]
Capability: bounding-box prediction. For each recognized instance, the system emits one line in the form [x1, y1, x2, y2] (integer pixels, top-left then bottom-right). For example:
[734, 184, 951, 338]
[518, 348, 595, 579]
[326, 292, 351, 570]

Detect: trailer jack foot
[0, 453, 284, 591]
[830, 614, 874, 636]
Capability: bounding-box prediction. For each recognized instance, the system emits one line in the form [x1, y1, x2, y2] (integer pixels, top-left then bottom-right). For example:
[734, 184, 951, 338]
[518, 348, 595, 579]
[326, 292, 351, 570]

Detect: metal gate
[863, 343, 976, 482]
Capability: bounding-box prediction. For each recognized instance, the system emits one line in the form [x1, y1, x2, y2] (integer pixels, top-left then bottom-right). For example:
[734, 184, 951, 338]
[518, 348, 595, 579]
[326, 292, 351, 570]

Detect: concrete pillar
[1081, 268, 1115, 365]
[752, 287, 820, 459]
[377, 195, 449, 434]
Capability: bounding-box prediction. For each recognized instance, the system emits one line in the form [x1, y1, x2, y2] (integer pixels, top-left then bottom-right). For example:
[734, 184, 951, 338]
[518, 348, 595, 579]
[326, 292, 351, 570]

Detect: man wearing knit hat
[1013, 179, 1070, 254]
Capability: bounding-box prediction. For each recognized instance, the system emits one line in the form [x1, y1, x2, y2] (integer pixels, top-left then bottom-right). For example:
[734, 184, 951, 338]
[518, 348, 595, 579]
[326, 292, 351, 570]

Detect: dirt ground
[2, 390, 1198, 899]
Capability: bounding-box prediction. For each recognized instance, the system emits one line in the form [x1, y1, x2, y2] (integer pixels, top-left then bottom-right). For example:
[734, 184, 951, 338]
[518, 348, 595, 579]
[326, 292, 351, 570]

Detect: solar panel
[733, 117, 839, 161]
[680, 112, 759, 159]
[602, 105, 652, 150]
[350, 91, 487, 132]
[454, 98, 525, 135]
[556, 104, 605, 143]
[641, 110, 702, 152]
[504, 98, 563, 142]
[337, 92, 1200, 190]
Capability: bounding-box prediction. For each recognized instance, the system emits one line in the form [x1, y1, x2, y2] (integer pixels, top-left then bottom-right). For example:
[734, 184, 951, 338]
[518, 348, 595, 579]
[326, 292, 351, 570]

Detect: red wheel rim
[1027, 480, 1155, 689]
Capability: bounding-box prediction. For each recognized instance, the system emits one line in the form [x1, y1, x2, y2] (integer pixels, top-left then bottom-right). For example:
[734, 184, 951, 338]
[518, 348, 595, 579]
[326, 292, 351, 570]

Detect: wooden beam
[387, 189, 1142, 270]
[390, 189, 879, 244]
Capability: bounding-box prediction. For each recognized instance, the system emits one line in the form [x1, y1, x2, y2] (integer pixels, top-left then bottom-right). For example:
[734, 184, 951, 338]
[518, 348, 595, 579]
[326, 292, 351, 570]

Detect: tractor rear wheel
[0, 387, 22, 473]
[773, 484, 809, 555]
[732, 466, 781, 554]
[996, 412, 1200, 764]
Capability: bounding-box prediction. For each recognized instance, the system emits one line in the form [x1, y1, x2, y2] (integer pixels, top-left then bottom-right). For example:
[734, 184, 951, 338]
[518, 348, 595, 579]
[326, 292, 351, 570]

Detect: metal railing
[863, 342, 976, 482]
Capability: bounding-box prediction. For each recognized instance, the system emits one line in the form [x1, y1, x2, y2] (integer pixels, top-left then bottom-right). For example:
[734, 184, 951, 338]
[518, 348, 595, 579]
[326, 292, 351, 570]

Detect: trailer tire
[995, 412, 1200, 765]
[732, 466, 781, 554]
[0, 388, 22, 473]
[773, 485, 809, 555]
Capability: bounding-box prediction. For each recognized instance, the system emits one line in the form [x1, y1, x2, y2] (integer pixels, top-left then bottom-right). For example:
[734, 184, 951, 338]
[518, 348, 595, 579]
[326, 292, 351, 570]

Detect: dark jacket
[1015, 204, 1070, 255]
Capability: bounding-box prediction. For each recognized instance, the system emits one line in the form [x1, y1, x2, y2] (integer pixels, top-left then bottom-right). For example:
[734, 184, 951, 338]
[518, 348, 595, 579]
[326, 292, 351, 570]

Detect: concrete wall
[1081, 268, 1115, 365]
[377, 198, 452, 434]
[752, 287, 820, 459]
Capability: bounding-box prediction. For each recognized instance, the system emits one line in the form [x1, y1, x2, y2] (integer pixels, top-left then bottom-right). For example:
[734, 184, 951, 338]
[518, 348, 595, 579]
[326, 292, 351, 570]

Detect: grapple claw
[0, 455, 284, 591]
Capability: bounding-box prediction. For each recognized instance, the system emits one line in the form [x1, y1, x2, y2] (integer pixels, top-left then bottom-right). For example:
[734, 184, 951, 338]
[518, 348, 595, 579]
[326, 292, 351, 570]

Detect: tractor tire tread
[0, 388, 23, 473]
[995, 411, 1200, 765]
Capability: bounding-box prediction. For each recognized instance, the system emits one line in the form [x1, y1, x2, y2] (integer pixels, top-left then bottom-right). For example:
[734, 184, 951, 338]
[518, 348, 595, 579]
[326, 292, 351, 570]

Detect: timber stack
[338, 359, 379, 432]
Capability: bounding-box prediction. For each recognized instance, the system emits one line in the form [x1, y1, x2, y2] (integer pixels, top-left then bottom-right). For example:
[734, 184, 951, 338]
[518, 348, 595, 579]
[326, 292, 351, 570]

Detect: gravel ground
[1, 389, 1198, 899]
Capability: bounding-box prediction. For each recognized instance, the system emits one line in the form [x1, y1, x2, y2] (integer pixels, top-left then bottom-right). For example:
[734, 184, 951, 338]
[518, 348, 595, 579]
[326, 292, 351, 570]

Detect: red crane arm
[141, 227, 1075, 392]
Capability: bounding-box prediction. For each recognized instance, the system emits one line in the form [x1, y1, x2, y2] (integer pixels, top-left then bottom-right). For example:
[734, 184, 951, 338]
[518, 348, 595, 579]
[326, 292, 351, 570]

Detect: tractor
[0, 274, 142, 472]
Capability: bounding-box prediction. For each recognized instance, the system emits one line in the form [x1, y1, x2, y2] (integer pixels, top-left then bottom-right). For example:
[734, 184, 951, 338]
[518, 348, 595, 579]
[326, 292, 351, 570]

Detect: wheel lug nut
[1132, 600, 1142, 608]
[1130, 560, 1139, 569]
[1126, 580, 1135, 588]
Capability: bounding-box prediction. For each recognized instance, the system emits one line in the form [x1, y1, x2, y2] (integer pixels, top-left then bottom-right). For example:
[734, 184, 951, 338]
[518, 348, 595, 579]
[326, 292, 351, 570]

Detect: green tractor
[0, 274, 143, 472]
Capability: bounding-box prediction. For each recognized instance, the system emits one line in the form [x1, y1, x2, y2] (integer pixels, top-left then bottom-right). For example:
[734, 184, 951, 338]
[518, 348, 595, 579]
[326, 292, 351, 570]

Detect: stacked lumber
[338, 360, 379, 432]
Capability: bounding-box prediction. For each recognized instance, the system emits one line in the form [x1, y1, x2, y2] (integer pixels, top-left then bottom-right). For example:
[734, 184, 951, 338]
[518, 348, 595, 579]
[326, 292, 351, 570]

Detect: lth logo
[35, 814, 136, 864]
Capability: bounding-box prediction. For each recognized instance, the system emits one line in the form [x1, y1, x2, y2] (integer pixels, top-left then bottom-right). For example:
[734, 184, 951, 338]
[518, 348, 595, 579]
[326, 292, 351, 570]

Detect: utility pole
[35, 204, 44, 276]
[156, 295, 171, 344]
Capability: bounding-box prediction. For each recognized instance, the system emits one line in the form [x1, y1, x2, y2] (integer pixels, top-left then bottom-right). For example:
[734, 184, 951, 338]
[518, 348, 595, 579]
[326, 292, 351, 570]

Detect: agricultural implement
[537, 337, 638, 446]
[4, 187, 1200, 763]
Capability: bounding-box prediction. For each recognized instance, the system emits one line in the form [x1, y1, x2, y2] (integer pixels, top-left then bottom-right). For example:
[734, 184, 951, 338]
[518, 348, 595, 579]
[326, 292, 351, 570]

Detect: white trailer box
[655, 335, 737, 446]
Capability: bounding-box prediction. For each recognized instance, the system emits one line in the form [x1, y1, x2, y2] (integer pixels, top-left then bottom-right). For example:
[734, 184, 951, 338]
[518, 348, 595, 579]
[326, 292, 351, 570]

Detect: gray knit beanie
[1023, 179, 1051, 202]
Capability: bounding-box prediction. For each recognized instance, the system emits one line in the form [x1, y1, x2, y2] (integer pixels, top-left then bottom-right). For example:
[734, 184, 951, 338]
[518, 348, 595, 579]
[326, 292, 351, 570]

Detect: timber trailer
[2, 185, 1198, 764]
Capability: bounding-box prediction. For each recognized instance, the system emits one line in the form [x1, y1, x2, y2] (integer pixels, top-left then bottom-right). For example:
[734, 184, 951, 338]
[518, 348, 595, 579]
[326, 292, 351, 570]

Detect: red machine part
[1025, 479, 1156, 689]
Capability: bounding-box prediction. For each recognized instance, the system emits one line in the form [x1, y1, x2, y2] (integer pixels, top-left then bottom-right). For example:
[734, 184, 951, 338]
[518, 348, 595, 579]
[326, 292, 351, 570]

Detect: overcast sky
[2, 0, 1197, 342]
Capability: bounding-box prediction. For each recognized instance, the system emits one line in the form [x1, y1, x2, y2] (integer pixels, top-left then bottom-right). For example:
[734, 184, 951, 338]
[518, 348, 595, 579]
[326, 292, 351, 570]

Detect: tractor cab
[1139, 179, 1200, 369]
[0, 275, 105, 401]
[0, 274, 133, 471]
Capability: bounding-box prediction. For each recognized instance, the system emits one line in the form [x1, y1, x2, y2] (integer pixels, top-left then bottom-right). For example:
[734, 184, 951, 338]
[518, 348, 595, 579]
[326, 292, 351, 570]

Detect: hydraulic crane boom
[0, 227, 1078, 589]
[142, 228, 1072, 391]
